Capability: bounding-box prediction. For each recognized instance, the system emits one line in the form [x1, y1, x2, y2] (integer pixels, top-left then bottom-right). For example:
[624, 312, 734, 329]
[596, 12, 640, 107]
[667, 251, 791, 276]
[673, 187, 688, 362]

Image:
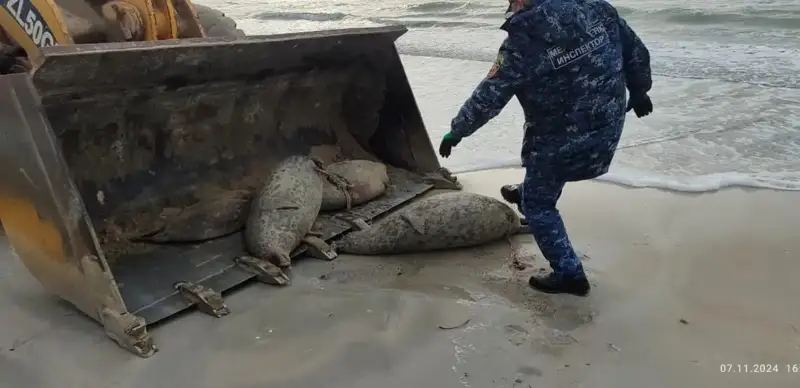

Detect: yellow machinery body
[0, 0, 440, 358]
[0, 0, 206, 66]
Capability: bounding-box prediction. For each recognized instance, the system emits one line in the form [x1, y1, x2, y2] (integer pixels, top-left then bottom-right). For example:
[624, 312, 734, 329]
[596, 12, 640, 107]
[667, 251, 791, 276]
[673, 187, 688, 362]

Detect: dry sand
[1, 167, 798, 387]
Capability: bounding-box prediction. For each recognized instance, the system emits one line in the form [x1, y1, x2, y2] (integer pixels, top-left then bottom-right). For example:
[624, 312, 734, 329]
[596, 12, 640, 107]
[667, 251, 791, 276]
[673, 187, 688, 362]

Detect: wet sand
[1, 168, 798, 387]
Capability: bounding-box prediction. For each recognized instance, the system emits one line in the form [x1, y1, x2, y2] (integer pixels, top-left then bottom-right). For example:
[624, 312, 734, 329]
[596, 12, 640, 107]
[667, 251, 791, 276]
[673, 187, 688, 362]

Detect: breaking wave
[255, 11, 491, 29]
[256, 11, 349, 22]
[403, 2, 800, 31]
[370, 18, 490, 29]
[615, 6, 800, 29]
[405, 1, 496, 13]
[253, 4, 800, 31]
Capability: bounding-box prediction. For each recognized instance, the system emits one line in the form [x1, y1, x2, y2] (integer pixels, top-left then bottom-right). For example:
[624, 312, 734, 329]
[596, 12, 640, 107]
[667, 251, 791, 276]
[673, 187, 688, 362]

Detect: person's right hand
[626, 94, 653, 118]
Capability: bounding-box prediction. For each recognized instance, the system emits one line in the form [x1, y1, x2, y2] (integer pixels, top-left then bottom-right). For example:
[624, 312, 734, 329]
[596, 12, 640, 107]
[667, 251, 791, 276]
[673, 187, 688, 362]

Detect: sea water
[200, 0, 800, 192]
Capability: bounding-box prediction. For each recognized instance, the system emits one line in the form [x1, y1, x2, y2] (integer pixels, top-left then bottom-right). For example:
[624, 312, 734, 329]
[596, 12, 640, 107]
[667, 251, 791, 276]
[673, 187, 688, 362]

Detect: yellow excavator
[0, 0, 445, 357]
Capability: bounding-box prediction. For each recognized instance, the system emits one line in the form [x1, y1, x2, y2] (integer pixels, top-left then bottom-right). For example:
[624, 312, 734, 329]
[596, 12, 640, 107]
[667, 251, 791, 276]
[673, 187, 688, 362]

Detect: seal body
[338, 191, 523, 255]
[244, 155, 324, 267]
[320, 160, 389, 211]
[140, 190, 251, 243]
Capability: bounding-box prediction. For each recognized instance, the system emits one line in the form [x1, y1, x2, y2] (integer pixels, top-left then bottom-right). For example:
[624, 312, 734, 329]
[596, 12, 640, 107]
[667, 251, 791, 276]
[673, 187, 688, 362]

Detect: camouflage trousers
[520, 166, 585, 278]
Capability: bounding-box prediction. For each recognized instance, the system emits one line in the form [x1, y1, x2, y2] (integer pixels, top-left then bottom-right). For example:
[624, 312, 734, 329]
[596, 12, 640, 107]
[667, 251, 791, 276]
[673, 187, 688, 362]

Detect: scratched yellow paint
[0, 195, 66, 262]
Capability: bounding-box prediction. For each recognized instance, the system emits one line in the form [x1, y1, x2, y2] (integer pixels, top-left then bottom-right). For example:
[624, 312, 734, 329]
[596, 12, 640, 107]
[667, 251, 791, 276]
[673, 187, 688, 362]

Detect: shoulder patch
[486, 53, 504, 78]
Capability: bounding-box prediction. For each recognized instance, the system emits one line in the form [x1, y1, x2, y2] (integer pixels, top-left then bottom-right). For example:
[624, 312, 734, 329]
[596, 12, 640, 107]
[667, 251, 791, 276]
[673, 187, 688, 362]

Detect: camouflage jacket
[450, 0, 652, 181]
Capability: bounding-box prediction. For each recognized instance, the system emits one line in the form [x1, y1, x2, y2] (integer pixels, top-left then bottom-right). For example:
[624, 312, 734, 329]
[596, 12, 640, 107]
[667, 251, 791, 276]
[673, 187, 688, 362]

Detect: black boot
[500, 184, 524, 214]
[528, 272, 591, 296]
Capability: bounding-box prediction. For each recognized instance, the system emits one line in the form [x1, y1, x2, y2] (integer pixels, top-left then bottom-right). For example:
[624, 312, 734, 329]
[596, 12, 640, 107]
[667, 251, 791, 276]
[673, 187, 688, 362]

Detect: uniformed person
[439, 0, 653, 296]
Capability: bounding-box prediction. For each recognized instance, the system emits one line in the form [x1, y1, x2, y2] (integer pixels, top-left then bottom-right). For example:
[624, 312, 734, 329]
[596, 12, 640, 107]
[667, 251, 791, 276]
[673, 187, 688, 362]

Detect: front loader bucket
[0, 25, 442, 357]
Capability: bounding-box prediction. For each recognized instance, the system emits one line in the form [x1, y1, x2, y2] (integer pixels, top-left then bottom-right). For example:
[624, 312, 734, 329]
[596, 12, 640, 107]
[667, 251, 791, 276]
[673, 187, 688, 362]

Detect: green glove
[439, 132, 462, 158]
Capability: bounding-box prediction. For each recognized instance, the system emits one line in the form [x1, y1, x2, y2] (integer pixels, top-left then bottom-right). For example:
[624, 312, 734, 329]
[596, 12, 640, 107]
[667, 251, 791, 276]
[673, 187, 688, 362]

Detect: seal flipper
[512, 219, 529, 235]
[132, 224, 168, 242]
[303, 235, 338, 261]
[506, 209, 529, 236]
[270, 252, 292, 268]
[400, 213, 426, 235]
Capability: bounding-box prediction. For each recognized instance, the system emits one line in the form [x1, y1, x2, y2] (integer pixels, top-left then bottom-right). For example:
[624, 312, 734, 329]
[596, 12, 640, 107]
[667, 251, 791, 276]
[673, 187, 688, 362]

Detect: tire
[193, 4, 246, 37]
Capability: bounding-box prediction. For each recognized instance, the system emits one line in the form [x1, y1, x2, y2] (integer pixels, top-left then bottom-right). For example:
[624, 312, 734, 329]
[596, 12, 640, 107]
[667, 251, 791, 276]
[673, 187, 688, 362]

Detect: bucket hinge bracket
[335, 213, 371, 231]
[423, 167, 462, 190]
[174, 281, 230, 318]
[302, 234, 338, 261]
[234, 256, 290, 286]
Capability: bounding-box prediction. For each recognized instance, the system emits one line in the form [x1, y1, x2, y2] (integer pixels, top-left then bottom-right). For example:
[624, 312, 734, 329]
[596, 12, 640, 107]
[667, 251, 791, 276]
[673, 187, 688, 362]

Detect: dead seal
[244, 155, 331, 268]
[337, 191, 526, 255]
[320, 159, 390, 211]
[136, 190, 251, 243]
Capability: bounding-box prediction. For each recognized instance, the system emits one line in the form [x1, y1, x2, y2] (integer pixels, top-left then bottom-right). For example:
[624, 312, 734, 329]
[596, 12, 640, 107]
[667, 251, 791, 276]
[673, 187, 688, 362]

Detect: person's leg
[520, 167, 590, 296]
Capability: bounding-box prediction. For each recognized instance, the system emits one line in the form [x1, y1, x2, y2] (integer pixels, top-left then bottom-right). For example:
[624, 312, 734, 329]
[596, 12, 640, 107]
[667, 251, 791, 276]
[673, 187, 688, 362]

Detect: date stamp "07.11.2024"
[720, 364, 800, 373]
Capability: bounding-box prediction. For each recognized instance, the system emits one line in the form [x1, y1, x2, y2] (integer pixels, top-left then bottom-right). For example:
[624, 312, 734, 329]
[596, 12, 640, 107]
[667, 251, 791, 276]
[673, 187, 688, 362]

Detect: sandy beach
[1, 168, 798, 387]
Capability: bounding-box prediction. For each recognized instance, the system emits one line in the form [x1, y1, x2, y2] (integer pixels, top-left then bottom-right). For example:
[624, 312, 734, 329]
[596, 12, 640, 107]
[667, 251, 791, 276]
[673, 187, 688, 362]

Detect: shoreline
[450, 165, 800, 194]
